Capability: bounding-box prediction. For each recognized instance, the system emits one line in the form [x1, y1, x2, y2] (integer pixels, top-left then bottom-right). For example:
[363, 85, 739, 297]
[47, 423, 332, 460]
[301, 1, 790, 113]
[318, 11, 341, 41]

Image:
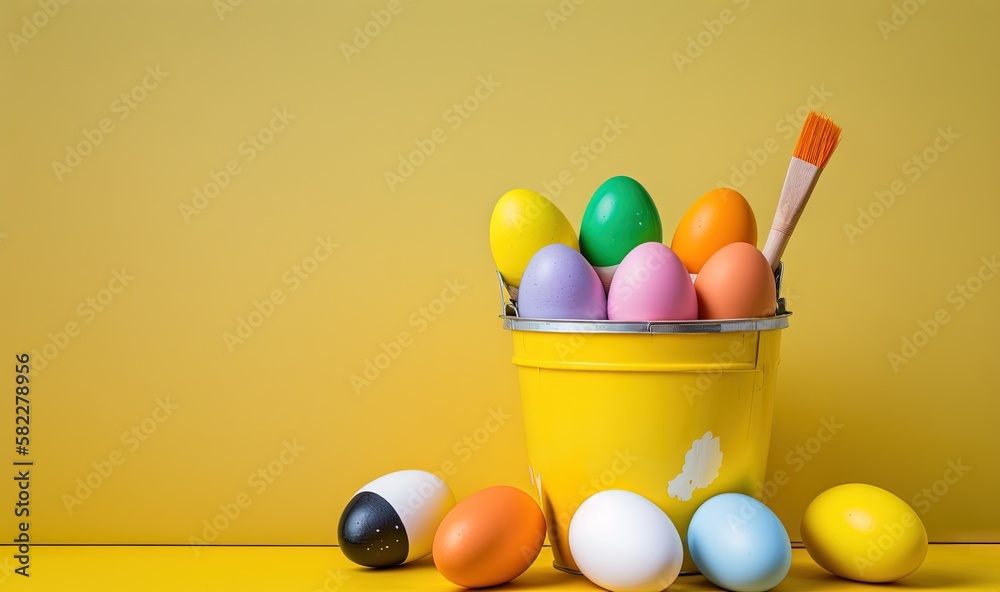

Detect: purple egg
[518, 244, 607, 320]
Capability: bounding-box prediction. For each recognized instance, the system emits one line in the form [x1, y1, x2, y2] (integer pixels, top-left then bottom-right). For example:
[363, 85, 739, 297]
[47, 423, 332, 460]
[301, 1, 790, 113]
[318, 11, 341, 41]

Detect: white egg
[569, 490, 684, 592]
[337, 470, 455, 567]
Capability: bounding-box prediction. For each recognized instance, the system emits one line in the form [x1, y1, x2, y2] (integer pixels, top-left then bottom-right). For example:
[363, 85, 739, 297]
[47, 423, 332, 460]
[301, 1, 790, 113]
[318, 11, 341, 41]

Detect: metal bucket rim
[501, 314, 790, 334]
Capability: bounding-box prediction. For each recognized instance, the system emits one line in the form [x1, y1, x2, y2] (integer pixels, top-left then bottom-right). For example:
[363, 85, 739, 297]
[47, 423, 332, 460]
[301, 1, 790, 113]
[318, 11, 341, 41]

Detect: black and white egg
[337, 470, 455, 567]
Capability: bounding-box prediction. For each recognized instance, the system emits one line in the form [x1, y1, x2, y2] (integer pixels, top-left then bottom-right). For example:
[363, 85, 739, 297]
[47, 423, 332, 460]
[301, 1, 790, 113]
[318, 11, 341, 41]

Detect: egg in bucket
[493, 112, 839, 577]
[579, 176, 663, 291]
[500, 273, 789, 574]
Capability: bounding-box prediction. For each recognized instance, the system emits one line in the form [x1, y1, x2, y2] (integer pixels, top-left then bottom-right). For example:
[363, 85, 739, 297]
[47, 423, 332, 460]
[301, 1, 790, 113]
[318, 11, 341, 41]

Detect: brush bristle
[793, 111, 841, 169]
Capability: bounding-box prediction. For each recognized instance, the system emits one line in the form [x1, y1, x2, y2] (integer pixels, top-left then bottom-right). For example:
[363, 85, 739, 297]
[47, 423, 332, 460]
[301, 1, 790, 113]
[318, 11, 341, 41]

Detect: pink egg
[608, 242, 697, 321]
[518, 244, 607, 320]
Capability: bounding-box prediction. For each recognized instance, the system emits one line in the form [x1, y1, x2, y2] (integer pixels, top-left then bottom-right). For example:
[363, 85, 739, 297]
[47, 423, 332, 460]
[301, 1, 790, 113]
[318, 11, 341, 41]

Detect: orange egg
[671, 188, 757, 274]
[432, 485, 546, 588]
[694, 242, 776, 319]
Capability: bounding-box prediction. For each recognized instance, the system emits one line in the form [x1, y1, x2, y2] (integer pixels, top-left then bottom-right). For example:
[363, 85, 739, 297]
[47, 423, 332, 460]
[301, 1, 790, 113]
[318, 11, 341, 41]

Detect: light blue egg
[688, 493, 791, 592]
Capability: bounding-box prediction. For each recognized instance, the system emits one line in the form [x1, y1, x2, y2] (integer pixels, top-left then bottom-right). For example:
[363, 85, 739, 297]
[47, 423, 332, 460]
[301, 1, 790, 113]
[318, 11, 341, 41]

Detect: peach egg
[694, 242, 776, 319]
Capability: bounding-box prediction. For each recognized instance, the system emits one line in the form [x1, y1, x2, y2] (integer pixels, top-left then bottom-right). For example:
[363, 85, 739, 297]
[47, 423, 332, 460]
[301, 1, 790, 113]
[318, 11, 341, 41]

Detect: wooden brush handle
[761, 228, 792, 273]
[763, 157, 822, 271]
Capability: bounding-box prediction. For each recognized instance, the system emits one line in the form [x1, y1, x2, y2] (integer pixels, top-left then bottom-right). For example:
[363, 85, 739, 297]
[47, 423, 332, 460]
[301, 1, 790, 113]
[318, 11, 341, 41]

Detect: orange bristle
[793, 111, 842, 169]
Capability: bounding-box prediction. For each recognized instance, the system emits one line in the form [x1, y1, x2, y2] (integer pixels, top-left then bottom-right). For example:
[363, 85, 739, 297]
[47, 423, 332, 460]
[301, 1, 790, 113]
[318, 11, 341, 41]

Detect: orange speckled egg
[671, 188, 757, 274]
[432, 486, 546, 588]
[694, 242, 776, 319]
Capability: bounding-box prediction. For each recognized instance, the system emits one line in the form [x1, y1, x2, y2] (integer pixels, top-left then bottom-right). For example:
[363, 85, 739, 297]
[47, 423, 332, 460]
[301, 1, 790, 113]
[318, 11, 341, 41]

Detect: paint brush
[762, 111, 842, 271]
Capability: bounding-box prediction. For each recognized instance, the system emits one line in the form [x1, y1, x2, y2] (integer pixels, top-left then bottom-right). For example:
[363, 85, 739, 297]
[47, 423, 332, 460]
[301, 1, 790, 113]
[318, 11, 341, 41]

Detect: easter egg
[579, 176, 663, 290]
[569, 490, 683, 592]
[688, 493, 791, 592]
[337, 470, 455, 568]
[490, 188, 579, 292]
[607, 242, 697, 321]
[801, 483, 928, 583]
[433, 485, 546, 588]
[518, 243, 607, 320]
[671, 187, 757, 274]
[694, 242, 776, 319]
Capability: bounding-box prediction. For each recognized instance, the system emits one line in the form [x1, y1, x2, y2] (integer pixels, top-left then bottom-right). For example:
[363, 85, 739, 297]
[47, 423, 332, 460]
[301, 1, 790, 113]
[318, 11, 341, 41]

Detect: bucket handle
[774, 262, 789, 316]
[496, 271, 518, 317]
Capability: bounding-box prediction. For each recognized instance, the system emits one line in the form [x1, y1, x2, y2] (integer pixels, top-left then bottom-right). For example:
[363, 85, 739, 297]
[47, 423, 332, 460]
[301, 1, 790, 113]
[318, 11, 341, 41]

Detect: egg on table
[688, 493, 791, 592]
[490, 188, 579, 298]
[607, 242, 697, 321]
[569, 490, 684, 592]
[338, 470, 455, 568]
[517, 243, 608, 320]
[579, 176, 663, 290]
[802, 483, 928, 583]
[671, 187, 757, 274]
[694, 242, 777, 319]
[433, 485, 546, 588]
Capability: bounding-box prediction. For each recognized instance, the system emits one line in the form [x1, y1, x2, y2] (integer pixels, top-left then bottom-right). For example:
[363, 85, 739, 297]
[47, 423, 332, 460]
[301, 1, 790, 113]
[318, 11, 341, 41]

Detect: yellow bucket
[501, 279, 789, 575]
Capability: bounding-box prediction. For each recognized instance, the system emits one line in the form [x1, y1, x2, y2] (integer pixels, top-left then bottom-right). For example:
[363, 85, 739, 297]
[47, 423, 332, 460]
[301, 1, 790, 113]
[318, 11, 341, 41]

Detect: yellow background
[1, 0, 997, 547]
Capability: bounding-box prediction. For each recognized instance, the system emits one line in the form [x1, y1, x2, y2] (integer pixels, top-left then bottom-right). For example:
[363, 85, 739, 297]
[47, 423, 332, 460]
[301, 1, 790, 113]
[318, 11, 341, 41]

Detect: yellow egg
[801, 483, 928, 583]
[489, 189, 578, 288]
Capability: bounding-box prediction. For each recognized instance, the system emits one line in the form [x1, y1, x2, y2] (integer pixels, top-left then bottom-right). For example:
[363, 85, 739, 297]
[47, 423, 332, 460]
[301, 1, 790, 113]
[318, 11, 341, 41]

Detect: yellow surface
[1, 0, 998, 546]
[513, 326, 781, 573]
[1, 545, 998, 590]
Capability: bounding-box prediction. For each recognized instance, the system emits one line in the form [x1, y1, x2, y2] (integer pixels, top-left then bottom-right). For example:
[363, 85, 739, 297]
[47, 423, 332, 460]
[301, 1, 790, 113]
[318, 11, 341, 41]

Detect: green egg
[579, 176, 663, 267]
